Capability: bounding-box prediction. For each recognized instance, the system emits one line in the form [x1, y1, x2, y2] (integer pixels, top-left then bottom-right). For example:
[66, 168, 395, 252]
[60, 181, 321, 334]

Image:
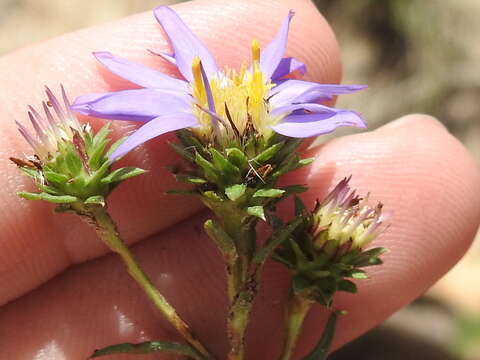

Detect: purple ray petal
[110, 113, 199, 161]
[271, 57, 306, 81]
[72, 89, 191, 122]
[154, 6, 218, 82]
[271, 110, 366, 138]
[269, 79, 367, 107]
[148, 49, 177, 65]
[94, 51, 187, 91]
[270, 102, 336, 117]
[260, 11, 294, 80]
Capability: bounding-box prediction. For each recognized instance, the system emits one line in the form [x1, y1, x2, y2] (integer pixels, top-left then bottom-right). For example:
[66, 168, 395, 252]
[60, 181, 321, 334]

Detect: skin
[0, 0, 479, 359]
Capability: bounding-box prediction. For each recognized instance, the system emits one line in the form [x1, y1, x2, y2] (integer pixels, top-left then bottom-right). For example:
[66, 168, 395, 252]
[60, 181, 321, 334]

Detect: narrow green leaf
[84, 195, 105, 206]
[253, 142, 284, 164]
[90, 341, 204, 360]
[350, 269, 368, 279]
[337, 279, 358, 293]
[247, 205, 265, 221]
[100, 167, 146, 184]
[253, 188, 285, 198]
[302, 311, 339, 360]
[254, 217, 303, 265]
[166, 189, 199, 196]
[64, 152, 83, 175]
[225, 184, 247, 201]
[175, 175, 207, 184]
[204, 219, 238, 263]
[17, 192, 78, 204]
[294, 196, 307, 216]
[19, 167, 39, 178]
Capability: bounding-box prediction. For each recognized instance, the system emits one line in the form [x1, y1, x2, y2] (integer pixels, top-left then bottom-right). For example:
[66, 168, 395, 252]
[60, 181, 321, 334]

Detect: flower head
[273, 177, 386, 306]
[16, 86, 84, 163]
[72, 6, 367, 161]
[311, 176, 385, 253]
[11, 86, 145, 207]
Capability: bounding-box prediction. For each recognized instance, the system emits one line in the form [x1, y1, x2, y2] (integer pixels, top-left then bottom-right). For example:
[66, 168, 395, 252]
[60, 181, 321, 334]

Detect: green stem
[75, 203, 212, 360]
[279, 293, 314, 360]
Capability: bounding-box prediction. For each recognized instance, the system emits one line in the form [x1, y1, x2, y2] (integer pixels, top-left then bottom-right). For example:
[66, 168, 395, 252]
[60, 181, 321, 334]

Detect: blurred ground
[1, 0, 479, 359]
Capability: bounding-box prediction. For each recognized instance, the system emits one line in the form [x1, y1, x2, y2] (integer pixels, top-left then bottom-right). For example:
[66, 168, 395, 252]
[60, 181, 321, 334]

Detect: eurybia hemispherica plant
[11, 6, 386, 360]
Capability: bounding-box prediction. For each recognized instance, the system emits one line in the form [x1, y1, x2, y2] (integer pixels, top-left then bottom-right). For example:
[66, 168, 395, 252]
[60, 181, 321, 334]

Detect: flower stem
[74, 203, 212, 360]
[279, 293, 314, 360]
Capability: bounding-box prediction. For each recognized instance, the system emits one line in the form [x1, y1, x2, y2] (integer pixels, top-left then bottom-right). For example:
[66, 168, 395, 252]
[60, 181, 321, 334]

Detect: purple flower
[72, 6, 367, 161]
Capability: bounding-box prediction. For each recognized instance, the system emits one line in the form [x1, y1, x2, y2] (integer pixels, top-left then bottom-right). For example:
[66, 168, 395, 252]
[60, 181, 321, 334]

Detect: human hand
[0, 0, 479, 359]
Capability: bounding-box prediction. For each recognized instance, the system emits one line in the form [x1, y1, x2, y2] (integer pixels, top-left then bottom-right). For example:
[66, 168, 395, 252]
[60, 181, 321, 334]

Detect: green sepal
[298, 157, 315, 167]
[19, 167, 38, 178]
[195, 152, 220, 183]
[204, 219, 238, 263]
[166, 189, 199, 196]
[226, 147, 248, 169]
[90, 341, 204, 360]
[209, 148, 240, 181]
[337, 279, 357, 293]
[104, 136, 126, 160]
[84, 195, 105, 206]
[253, 188, 285, 198]
[225, 184, 247, 201]
[247, 205, 265, 221]
[43, 171, 69, 185]
[253, 141, 284, 164]
[100, 167, 146, 184]
[351, 247, 387, 267]
[64, 151, 83, 175]
[17, 191, 78, 204]
[169, 141, 195, 162]
[175, 175, 207, 184]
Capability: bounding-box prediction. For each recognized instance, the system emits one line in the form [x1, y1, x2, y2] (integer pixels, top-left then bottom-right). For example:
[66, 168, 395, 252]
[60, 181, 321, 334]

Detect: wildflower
[72, 6, 367, 161]
[274, 177, 386, 306]
[11, 86, 145, 207]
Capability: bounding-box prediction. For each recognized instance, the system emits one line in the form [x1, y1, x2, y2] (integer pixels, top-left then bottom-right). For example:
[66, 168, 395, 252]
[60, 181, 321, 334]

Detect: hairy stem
[74, 203, 212, 360]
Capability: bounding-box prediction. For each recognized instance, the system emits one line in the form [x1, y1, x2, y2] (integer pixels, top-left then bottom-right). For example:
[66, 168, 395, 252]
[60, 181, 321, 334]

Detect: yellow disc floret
[190, 40, 280, 146]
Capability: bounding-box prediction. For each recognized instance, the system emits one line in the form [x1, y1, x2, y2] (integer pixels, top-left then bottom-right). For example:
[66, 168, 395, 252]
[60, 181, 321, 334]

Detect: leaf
[298, 157, 314, 167]
[17, 192, 78, 204]
[294, 196, 307, 216]
[105, 136, 126, 160]
[253, 142, 284, 164]
[84, 195, 105, 206]
[337, 279, 358, 293]
[204, 219, 237, 263]
[90, 341, 204, 360]
[350, 269, 368, 279]
[101, 167, 146, 184]
[253, 188, 285, 198]
[351, 247, 387, 267]
[64, 152, 83, 175]
[247, 206, 265, 221]
[254, 217, 303, 265]
[225, 184, 247, 201]
[302, 311, 339, 360]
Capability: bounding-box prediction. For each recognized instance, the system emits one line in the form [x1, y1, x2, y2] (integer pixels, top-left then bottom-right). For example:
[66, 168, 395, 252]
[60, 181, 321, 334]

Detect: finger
[1, 115, 478, 359]
[0, 0, 340, 305]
